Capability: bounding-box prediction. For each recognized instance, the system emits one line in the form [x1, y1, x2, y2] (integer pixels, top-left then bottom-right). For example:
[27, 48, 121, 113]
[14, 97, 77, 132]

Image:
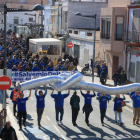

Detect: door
[84, 49, 89, 64]
[112, 56, 119, 74]
[74, 44, 80, 60]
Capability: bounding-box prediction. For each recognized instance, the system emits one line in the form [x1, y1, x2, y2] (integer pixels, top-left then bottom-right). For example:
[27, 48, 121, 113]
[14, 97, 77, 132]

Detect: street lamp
[25, 13, 36, 38]
[3, 3, 44, 122]
[75, 12, 96, 82]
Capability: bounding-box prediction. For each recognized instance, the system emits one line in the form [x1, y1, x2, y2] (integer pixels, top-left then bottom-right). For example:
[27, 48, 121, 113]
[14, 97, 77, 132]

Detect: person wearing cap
[70, 91, 80, 126]
[51, 88, 71, 125]
[112, 71, 120, 86]
[119, 70, 127, 86]
[79, 87, 96, 126]
[35, 86, 47, 129]
[10, 86, 23, 117]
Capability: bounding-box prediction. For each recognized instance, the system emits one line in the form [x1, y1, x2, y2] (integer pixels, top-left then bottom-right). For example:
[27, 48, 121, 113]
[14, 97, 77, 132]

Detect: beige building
[100, 0, 132, 80]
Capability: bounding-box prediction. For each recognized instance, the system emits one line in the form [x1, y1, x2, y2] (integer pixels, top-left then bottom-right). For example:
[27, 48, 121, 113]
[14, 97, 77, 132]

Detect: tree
[25, 36, 32, 50]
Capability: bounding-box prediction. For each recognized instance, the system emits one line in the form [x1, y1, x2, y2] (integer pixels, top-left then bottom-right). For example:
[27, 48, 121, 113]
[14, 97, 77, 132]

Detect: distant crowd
[0, 29, 79, 72]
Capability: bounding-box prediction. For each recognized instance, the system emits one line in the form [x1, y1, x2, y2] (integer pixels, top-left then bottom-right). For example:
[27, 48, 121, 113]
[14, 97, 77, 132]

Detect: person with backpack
[70, 91, 80, 126]
[97, 93, 111, 126]
[113, 94, 125, 126]
[79, 87, 96, 126]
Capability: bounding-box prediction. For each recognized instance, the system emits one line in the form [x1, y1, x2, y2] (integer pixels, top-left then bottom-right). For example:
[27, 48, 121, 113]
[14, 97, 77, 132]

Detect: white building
[68, 28, 104, 67]
[6, 11, 39, 32]
[0, 12, 4, 29]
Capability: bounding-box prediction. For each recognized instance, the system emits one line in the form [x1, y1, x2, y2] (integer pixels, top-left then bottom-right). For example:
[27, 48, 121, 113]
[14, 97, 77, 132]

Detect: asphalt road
[6, 87, 140, 140]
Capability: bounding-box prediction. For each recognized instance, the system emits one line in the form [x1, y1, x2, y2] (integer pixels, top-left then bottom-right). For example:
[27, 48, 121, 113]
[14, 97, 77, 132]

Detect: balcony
[124, 30, 140, 43]
[100, 33, 110, 39]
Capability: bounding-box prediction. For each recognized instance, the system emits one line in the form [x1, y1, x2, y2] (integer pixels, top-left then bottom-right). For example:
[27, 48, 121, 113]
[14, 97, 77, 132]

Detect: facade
[7, 11, 39, 33]
[99, 0, 132, 80]
[67, 1, 108, 67]
[0, 12, 4, 29]
[124, 1, 140, 83]
[68, 28, 104, 67]
[44, 0, 68, 53]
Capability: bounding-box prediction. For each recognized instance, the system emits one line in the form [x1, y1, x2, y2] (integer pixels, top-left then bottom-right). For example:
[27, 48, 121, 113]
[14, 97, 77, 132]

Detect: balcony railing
[100, 33, 110, 39]
[124, 30, 140, 43]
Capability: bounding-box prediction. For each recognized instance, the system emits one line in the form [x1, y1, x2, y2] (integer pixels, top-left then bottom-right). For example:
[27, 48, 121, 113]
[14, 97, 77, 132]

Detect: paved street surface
[6, 84, 140, 140]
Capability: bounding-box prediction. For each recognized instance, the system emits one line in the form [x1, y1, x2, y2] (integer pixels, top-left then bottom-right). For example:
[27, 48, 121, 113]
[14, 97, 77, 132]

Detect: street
[6, 85, 140, 140]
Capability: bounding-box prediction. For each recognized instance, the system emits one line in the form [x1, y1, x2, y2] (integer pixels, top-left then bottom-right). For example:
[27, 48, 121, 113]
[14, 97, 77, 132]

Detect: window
[29, 17, 33, 22]
[101, 18, 111, 39]
[69, 30, 72, 33]
[20, 0, 26, 4]
[14, 17, 18, 24]
[116, 17, 123, 40]
[74, 31, 78, 35]
[87, 33, 92, 36]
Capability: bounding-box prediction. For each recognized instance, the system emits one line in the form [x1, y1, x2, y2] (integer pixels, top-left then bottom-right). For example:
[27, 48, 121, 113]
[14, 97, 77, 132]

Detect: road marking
[0, 82, 9, 85]
[30, 97, 33, 100]
[61, 135, 67, 140]
[46, 116, 50, 121]
[94, 105, 99, 109]
[53, 125, 60, 133]
[106, 113, 111, 117]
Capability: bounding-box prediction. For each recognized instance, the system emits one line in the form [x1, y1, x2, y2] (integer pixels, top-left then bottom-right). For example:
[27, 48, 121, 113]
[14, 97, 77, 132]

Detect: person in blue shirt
[100, 62, 108, 84]
[113, 94, 125, 127]
[13, 56, 17, 65]
[35, 85, 47, 129]
[57, 62, 63, 71]
[40, 59, 45, 69]
[131, 91, 140, 125]
[32, 64, 40, 71]
[16, 88, 31, 130]
[12, 65, 17, 71]
[51, 88, 71, 125]
[97, 93, 111, 126]
[19, 66, 24, 71]
[80, 87, 96, 126]
[46, 63, 53, 71]
[62, 65, 67, 71]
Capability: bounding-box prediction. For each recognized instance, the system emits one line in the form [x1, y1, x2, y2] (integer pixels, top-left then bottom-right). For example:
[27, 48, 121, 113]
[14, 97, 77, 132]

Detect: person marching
[10, 86, 23, 117]
[131, 91, 140, 125]
[35, 85, 47, 129]
[16, 88, 31, 130]
[113, 94, 125, 126]
[97, 93, 111, 126]
[79, 87, 96, 126]
[51, 88, 71, 125]
[70, 91, 80, 126]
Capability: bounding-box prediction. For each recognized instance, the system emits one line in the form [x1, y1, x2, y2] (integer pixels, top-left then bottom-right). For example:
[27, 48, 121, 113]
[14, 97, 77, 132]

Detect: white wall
[7, 11, 39, 31]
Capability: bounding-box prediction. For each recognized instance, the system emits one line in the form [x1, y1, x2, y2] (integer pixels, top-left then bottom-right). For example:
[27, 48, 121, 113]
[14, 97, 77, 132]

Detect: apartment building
[99, 0, 133, 80]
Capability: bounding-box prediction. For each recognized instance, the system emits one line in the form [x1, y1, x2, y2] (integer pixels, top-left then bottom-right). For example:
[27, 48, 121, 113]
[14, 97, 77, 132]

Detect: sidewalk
[77, 65, 133, 109]
[0, 90, 25, 140]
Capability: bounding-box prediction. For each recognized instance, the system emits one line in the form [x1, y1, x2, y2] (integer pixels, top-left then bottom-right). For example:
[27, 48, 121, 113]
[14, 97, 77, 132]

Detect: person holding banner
[16, 88, 32, 130]
[51, 88, 71, 125]
[97, 93, 111, 126]
[80, 88, 96, 126]
[35, 85, 47, 129]
[10, 86, 23, 117]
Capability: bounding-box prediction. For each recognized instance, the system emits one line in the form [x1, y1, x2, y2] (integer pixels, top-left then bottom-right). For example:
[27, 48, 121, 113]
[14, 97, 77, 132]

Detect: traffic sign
[68, 42, 73, 48]
[0, 76, 11, 90]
